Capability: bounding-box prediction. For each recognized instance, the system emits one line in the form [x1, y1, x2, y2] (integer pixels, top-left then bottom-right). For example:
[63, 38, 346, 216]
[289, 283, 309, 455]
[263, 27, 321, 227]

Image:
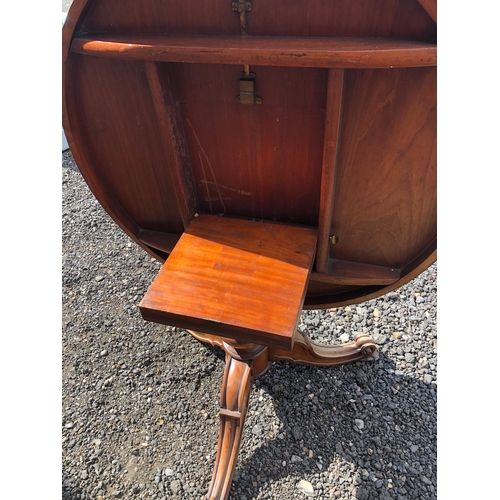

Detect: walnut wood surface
[140, 214, 317, 350]
[72, 34, 437, 69]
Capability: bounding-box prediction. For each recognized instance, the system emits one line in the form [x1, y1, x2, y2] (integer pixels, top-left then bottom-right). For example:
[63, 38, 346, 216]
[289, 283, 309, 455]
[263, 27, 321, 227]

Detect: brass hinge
[232, 0, 252, 13]
[236, 72, 262, 105]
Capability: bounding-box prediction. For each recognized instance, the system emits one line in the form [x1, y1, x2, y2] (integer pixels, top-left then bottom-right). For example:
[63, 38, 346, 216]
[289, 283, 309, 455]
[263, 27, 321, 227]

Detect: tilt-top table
[63, 1, 436, 498]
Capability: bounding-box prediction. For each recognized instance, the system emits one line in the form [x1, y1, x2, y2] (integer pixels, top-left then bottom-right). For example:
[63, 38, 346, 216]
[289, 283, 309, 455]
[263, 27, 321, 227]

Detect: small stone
[339, 333, 350, 342]
[291, 455, 303, 463]
[405, 353, 415, 363]
[410, 445, 419, 452]
[170, 480, 182, 494]
[95, 275, 105, 282]
[355, 419, 364, 430]
[373, 308, 380, 318]
[100, 350, 108, 357]
[65, 422, 74, 429]
[308, 450, 314, 458]
[164, 468, 174, 477]
[297, 479, 314, 496]
[292, 425, 303, 440]
[252, 424, 263, 436]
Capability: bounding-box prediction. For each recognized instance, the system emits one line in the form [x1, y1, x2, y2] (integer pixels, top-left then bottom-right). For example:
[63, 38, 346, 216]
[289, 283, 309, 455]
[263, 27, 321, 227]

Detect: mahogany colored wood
[78, 0, 436, 40]
[416, 0, 437, 23]
[136, 229, 180, 254]
[268, 330, 376, 367]
[63, 0, 436, 308]
[144, 61, 198, 229]
[315, 69, 344, 273]
[71, 34, 437, 69]
[63, 2, 437, 497]
[140, 214, 317, 350]
[311, 259, 400, 286]
[205, 354, 254, 500]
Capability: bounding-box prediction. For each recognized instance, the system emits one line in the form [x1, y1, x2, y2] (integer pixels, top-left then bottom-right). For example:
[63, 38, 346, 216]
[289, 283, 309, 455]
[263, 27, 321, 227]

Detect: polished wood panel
[173, 63, 327, 226]
[74, 55, 185, 234]
[140, 214, 317, 350]
[80, 0, 436, 40]
[329, 67, 437, 269]
[315, 69, 344, 273]
[72, 34, 437, 69]
[416, 0, 437, 23]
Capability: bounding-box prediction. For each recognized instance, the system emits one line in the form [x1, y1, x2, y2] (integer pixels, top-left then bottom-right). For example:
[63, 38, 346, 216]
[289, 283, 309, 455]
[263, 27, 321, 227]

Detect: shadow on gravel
[62, 473, 83, 500]
[229, 352, 436, 500]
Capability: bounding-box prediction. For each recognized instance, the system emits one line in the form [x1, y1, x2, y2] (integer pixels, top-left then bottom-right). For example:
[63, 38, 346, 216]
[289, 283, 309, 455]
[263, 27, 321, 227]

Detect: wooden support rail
[144, 61, 198, 229]
[71, 34, 437, 68]
[310, 259, 400, 285]
[137, 229, 180, 254]
[315, 69, 344, 273]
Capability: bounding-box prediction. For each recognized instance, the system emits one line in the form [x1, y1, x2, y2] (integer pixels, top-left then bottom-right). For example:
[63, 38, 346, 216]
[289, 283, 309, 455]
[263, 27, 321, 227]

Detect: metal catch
[236, 72, 262, 105]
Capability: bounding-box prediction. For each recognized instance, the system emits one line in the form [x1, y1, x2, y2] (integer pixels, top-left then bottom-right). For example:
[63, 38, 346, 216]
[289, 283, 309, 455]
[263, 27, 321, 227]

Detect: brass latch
[231, 1, 252, 13]
[236, 72, 262, 105]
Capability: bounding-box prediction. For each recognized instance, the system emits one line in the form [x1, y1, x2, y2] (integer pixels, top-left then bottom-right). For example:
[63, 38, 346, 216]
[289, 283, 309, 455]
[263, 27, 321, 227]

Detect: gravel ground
[62, 150, 437, 500]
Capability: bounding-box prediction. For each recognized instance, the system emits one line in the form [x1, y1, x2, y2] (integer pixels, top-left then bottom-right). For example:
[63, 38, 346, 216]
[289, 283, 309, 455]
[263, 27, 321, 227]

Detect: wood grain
[329, 67, 437, 269]
[79, 0, 436, 40]
[140, 214, 317, 350]
[72, 34, 437, 69]
[173, 63, 327, 226]
[137, 229, 180, 254]
[311, 259, 400, 285]
[315, 69, 344, 273]
[64, 0, 437, 309]
[74, 55, 185, 234]
[144, 61, 198, 229]
[416, 0, 437, 23]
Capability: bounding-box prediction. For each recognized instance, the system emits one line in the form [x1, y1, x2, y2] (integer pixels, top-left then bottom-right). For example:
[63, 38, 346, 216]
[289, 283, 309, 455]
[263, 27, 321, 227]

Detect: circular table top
[63, 0, 436, 308]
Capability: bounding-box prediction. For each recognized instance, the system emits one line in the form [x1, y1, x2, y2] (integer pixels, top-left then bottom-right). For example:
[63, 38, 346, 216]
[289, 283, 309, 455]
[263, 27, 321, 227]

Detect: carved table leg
[203, 349, 264, 500]
[268, 329, 377, 367]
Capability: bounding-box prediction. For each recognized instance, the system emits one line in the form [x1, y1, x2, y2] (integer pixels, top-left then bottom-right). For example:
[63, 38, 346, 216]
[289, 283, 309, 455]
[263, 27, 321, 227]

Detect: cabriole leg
[203, 354, 253, 500]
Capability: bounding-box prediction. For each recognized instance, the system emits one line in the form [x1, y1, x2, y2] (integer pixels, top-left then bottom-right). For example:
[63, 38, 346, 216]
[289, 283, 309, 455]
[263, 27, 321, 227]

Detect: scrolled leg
[203, 354, 253, 500]
[268, 328, 377, 367]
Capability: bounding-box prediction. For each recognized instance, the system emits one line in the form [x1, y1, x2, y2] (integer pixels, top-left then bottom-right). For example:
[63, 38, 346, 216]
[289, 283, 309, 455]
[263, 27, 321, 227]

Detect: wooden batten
[144, 61, 198, 229]
[311, 259, 400, 285]
[71, 35, 437, 69]
[416, 0, 437, 23]
[315, 68, 344, 273]
[137, 229, 181, 254]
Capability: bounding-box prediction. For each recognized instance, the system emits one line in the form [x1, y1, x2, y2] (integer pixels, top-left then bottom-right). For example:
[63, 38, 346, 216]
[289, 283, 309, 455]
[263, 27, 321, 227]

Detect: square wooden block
[140, 214, 317, 350]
